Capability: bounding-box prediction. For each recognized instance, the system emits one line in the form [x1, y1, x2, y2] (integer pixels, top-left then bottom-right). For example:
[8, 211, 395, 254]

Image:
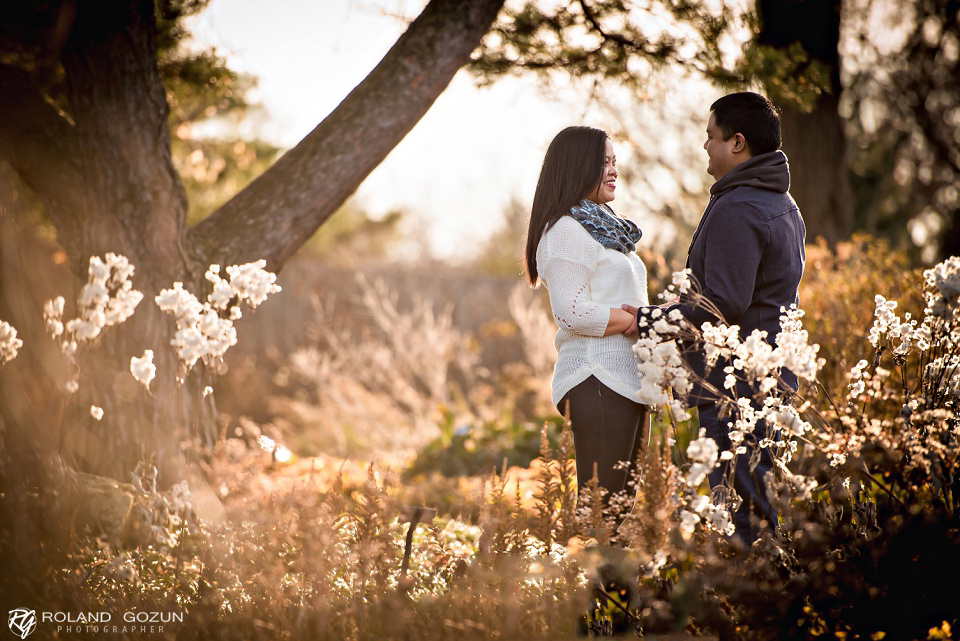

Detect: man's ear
[732, 133, 749, 155]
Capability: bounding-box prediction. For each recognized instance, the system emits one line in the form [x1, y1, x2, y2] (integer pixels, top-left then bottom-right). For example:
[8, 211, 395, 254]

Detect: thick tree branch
[187, 0, 505, 270]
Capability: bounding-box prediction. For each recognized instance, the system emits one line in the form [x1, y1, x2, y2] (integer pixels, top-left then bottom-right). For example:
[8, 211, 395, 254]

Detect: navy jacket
[652, 150, 806, 406]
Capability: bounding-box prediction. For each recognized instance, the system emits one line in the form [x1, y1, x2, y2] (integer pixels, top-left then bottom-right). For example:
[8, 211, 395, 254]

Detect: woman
[525, 126, 649, 521]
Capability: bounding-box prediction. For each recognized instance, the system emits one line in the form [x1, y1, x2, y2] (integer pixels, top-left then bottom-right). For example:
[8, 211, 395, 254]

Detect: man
[628, 91, 806, 543]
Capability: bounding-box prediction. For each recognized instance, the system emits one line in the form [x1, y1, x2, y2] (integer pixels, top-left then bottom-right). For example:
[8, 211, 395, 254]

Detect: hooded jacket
[674, 150, 806, 405]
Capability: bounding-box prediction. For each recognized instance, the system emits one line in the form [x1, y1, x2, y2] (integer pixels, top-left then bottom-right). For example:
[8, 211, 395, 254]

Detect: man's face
[703, 112, 741, 181]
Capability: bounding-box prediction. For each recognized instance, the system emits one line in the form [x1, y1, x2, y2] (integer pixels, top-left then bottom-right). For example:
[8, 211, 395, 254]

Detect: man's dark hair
[710, 92, 781, 156]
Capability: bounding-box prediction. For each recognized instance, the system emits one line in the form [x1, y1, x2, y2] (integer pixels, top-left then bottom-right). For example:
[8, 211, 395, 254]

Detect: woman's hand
[605, 306, 638, 337]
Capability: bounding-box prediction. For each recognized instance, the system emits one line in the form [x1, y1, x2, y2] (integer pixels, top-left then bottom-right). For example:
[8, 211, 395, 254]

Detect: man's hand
[620, 304, 639, 337]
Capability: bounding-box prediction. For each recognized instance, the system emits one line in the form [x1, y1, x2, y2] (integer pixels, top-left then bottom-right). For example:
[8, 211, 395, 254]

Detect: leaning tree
[0, 0, 505, 483]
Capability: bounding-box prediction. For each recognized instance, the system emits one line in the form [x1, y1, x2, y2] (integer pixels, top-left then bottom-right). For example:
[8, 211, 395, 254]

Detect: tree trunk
[758, 0, 852, 245]
[0, 0, 504, 484]
[1, 0, 194, 484]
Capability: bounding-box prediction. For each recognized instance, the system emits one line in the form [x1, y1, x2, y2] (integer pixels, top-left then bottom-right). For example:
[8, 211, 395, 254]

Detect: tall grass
[2, 237, 959, 640]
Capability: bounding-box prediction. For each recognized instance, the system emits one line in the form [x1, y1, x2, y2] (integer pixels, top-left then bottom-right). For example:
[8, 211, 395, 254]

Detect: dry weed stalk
[619, 419, 679, 556]
[529, 420, 578, 549]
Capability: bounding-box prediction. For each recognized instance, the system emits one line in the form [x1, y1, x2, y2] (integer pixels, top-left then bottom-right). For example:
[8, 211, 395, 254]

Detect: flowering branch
[43, 253, 144, 393]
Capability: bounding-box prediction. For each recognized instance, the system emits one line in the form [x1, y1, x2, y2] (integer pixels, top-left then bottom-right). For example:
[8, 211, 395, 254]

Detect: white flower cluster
[685, 432, 718, 487]
[155, 260, 281, 379]
[678, 495, 735, 541]
[868, 295, 932, 356]
[634, 308, 691, 420]
[923, 256, 960, 319]
[44, 254, 143, 347]
[847, 359, 870, 399]
[130, 349, 156, 390]
[700, 306, 824, 401]
[927, 354, 960, 400]
[669, 269, 693, 295]
[775, 306, 826, 383]
[166, 480, 194, 514]
[43, 254, 143, 392]
[701, 322, 741, 370]
[155, 282, 236, 374]
[0, 320, 23, 367]
[633, 271, 829, 545]
[762, 401, 811, 438]
[215, 260, 281, 309]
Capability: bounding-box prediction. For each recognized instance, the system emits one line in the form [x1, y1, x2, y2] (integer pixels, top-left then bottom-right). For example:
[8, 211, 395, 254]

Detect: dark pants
[697, 403, 778, 544]
[559, 376, 647, 516]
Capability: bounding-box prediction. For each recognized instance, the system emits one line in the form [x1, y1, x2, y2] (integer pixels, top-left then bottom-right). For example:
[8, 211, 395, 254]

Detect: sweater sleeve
[539, 218, 610, 337]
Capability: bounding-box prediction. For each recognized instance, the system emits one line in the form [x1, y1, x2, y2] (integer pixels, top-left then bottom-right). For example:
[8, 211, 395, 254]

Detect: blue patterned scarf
[568, 199, 642, 254]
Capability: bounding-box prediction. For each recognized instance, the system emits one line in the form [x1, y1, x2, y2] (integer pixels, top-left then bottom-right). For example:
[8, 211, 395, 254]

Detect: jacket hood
[709, 150, 791, 196]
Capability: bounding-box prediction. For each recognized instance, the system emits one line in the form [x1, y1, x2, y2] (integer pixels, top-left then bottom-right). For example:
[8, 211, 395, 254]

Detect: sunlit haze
[188, 0, 585, 261]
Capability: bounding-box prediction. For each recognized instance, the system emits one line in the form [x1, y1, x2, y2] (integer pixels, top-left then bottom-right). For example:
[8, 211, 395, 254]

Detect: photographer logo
[7, 609, 36, 639]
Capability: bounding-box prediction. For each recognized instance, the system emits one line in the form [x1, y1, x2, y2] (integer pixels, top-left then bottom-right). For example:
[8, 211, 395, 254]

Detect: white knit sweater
[537, 215, 649, 408]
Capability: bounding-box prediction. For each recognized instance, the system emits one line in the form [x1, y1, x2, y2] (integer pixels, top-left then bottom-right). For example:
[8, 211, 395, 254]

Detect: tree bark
[1, 0, 194, 483]
[758, 0, 852, 245]
[0, 0, 505, 483]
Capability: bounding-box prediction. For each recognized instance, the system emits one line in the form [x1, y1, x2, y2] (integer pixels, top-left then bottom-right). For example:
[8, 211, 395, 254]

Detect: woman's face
[587, 138, 617, 205]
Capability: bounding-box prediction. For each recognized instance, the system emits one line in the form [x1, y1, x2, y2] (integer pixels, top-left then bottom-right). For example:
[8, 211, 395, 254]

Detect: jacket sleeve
[539, 218, 610, 337]
[682, 201, 768, 329]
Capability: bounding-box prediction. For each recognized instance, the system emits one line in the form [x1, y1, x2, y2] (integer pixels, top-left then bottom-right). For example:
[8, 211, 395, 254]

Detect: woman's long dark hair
[524, 126, 608, 285]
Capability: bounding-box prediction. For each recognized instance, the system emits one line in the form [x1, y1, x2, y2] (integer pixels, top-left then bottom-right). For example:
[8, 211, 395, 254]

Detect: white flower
[678, 509, 700, 541]
[88, 255, 110, 281]
[633, 335, 690, 407]
[0, 320, 24, 366]
[689, 494, 710, 514]
[79, 282, 109, 307]
[686, 463, 711, 487]
[66, 317, 100, 342]
[668, 400, 691, 422]
[846, 359, 870, 401]
[671, 269, 693, 294]
[687, 435, 719, 466]
[44, 296, 65, 338]
[157, 260, 280, 380]
[225, 259, 282, 308]
[923, 256, 960, 318]
[764, 404, 809, 436]
[206, 264, 235, 310]
[130, 350, 156, 389]
[203, 386, 213, 397]
[701, 322, 740, 368]
[65, 379, 79, 393]
[90, 405, 104, 421]
[709, 507, 735, 536]
[47, 255, 142, 366]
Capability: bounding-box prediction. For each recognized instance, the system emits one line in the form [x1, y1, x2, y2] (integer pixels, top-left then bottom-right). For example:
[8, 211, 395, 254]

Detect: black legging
[558, 375, 647, 509]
